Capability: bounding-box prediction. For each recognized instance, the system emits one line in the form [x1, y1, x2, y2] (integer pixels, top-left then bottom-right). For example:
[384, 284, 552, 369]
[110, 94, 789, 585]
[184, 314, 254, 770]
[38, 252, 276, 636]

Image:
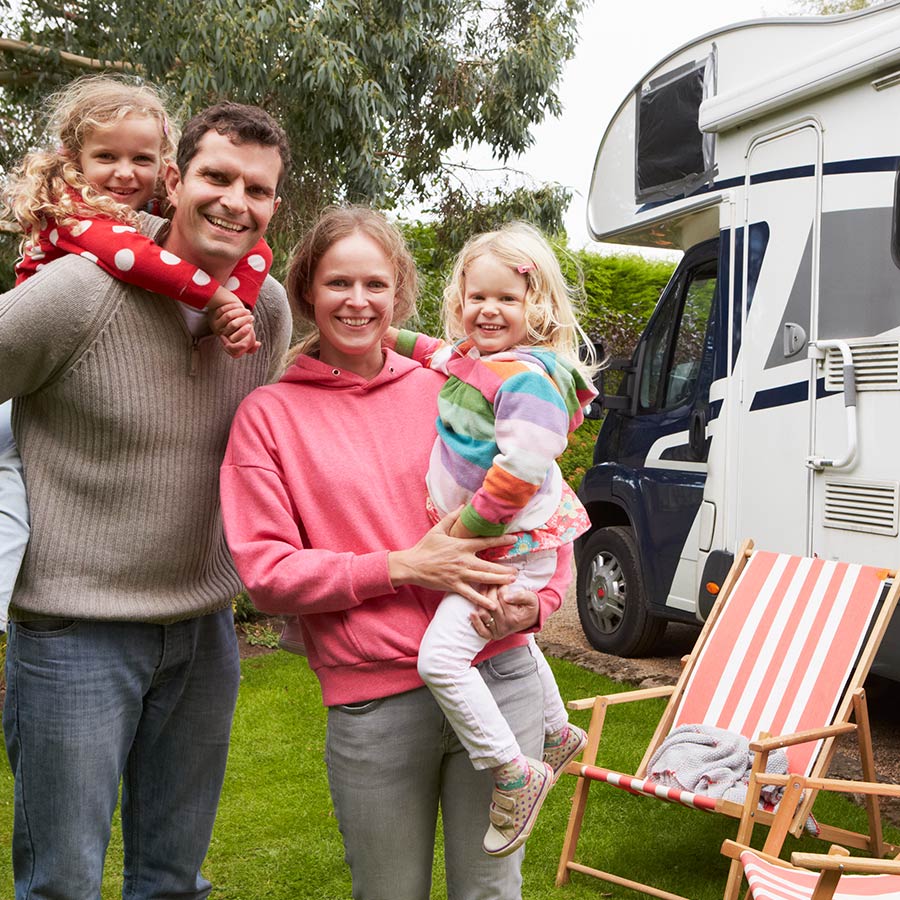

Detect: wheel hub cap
[586, 552, 625, 634]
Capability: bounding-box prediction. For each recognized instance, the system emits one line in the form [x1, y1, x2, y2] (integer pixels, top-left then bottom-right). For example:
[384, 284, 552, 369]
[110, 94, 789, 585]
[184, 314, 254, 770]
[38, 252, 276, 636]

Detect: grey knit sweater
[0, 217, 291, 622]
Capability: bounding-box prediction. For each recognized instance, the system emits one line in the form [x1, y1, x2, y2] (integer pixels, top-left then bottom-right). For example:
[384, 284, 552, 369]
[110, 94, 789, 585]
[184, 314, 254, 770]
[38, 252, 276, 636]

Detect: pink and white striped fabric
[674, 552, 886, 776]
[573, 766, 719, 811]
[572, 552, 888, 808]
[741, 849, 900, 900]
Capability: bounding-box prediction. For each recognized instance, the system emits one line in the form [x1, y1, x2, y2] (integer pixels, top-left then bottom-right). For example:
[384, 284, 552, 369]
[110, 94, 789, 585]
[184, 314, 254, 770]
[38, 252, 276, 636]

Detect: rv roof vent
[823, 479, 899, 536]
[824, 342, 900, 392]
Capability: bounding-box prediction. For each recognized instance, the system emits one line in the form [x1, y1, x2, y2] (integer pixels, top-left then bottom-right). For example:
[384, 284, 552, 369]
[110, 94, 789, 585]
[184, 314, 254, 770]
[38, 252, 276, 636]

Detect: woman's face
[311, 231, 397, 380]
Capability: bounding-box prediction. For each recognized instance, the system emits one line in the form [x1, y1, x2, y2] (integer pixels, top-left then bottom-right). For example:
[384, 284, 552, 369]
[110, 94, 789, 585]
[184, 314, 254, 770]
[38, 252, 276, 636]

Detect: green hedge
[403, 221, 674, 360]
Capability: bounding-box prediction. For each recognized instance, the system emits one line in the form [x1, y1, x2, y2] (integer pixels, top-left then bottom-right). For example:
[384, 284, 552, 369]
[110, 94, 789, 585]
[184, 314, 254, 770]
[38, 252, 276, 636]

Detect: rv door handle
[689, 409, 707, 460]
[806, 339, 858, 471]
[783, 322, 807, 357]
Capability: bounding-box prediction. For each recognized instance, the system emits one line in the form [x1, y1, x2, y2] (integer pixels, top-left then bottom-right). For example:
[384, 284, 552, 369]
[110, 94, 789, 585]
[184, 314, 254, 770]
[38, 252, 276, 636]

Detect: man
[0, 102, 292, 899]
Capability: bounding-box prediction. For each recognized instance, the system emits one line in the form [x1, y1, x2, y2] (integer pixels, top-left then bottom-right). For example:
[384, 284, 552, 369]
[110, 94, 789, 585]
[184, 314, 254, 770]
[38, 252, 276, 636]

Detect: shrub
[404, 221, 673, 361]
[560, 419, 602, 491]
[232, 591, 260, 624]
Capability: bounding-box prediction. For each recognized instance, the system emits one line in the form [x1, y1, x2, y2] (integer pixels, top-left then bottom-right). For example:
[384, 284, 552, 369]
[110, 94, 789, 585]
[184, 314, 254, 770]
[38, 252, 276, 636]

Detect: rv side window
[638, 261, 716, 412]
[638, 285, 680, 410]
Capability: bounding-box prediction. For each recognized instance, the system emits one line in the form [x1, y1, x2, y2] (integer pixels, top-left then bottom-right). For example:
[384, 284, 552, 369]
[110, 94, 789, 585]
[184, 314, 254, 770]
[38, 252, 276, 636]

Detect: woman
[219, 207, 572, 900]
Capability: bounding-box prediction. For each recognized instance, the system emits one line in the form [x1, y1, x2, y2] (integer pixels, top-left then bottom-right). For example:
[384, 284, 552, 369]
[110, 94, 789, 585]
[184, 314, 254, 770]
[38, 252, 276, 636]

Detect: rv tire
[576, 525, 666, 657]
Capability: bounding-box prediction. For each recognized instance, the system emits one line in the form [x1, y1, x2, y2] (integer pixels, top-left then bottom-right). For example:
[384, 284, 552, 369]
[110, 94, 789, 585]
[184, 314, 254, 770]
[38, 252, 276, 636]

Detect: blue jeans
[3, 608, 240, 900]
[325, 644, 544, 900]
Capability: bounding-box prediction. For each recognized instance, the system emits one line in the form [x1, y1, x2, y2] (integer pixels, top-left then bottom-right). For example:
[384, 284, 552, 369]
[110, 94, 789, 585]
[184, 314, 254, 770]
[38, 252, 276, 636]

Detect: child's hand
[207, 290, 246, 336]
[206, 286, 247, 319]
[221, 320, 261, 358]
[449, 518, 478, 540]
[208, 295, 261, 358]
[382, 326, 400, 348]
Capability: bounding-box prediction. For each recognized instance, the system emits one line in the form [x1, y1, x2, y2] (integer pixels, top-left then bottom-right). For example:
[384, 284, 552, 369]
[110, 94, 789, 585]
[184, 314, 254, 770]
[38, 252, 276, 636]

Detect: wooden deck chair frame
[721, 774, 900, 900]
[556, 538, 900, 900]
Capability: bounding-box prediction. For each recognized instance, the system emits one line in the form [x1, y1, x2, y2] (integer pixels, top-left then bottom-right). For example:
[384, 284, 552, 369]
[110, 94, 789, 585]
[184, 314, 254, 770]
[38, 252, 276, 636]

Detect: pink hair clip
[516, 264, 535, 274]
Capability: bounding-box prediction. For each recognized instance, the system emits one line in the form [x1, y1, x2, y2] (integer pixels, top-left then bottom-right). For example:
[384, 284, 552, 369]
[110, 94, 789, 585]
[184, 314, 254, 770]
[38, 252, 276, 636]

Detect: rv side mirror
[590, 339, 609, 368]
[580, 339, 609, 372]
[586, 355, 634, 419]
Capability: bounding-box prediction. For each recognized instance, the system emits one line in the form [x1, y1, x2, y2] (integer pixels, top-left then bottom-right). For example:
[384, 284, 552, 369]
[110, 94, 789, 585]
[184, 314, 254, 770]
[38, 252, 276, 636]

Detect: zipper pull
[190, 337, 200, 377]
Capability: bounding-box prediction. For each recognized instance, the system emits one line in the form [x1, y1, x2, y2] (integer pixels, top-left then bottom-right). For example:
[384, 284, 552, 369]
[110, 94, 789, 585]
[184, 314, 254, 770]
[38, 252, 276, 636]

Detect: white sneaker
[482, 758, 553, 857]
[543, 724, 588, 783]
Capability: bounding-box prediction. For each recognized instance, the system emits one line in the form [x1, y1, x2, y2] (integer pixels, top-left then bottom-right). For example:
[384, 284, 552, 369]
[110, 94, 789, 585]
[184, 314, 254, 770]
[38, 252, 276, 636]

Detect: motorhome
[578, 0, 900, 678]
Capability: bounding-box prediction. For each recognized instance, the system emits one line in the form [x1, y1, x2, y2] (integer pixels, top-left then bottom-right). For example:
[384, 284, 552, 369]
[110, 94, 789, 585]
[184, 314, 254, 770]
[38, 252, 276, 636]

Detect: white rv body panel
[577, 1, 900, 675]
[587, 1, 900, 247]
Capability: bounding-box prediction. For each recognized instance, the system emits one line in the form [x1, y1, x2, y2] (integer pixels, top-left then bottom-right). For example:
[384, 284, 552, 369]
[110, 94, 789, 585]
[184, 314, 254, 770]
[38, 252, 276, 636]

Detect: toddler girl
[4, 74, 272, 356]
[387, 222, 598, 857]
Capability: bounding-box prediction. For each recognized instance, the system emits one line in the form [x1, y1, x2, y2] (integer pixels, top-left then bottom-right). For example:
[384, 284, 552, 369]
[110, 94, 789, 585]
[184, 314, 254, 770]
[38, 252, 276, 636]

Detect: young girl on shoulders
[387, 221, 599, 858]
[3, 74, 272, 356]
[0, 75, 274, 629]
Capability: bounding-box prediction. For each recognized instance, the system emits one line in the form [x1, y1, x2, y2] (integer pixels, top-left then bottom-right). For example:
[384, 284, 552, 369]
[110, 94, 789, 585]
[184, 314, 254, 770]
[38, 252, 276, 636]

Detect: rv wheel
[576, 526, 666, 657]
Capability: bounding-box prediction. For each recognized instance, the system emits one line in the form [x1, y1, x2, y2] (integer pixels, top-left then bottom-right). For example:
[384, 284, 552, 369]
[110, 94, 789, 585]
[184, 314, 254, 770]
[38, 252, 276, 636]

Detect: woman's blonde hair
[443, 222, 597, 380]
[284, 206, 418, 368]
[3, 75, 177, 245]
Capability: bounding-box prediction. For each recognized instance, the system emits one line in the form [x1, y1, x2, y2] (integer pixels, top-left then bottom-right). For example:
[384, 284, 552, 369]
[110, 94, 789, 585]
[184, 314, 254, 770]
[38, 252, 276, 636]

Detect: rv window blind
[635, 58, 715, 203]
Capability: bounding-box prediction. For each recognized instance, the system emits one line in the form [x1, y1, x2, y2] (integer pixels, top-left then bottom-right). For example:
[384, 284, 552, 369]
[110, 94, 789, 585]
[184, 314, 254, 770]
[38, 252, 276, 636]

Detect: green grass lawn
[1, 651, 896, 899]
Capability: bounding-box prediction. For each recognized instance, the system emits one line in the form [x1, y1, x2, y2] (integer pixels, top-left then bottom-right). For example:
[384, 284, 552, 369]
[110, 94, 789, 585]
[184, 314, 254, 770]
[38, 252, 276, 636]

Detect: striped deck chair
[556, 539, 900, 900]
[736, 852, 900, 900]
[721, 774, 900, 900]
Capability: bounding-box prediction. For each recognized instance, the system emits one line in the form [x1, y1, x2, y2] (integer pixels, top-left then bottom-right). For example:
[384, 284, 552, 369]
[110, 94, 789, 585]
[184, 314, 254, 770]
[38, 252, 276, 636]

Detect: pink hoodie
[220, 349, 570, 706]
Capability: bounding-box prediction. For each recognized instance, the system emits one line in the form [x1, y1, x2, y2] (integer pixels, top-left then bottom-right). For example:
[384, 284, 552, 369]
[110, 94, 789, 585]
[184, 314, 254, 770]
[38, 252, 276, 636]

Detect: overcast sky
[455, 0, 791, 256]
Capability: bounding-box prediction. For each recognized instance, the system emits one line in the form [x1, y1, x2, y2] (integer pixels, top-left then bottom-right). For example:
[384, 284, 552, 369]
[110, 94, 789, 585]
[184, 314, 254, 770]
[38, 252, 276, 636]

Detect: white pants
[417, 549, 569, 770]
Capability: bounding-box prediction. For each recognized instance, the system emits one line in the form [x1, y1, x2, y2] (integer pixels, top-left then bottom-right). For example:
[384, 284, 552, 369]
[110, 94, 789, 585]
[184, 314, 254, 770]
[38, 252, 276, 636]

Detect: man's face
[164, 130, 281, 280]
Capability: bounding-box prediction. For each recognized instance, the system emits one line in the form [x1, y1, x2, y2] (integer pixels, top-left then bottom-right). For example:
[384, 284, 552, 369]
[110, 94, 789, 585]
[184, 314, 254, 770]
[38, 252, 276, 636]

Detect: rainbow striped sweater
[393, 330, 597, 537]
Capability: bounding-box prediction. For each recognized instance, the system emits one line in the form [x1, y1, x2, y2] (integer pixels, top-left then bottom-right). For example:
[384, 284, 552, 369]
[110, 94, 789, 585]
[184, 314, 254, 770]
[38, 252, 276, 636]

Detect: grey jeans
[325, 644, 544, 900]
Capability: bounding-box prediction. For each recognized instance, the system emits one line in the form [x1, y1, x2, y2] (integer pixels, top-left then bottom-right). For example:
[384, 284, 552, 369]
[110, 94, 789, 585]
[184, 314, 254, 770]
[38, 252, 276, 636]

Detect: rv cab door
[625, 239, 719, 616]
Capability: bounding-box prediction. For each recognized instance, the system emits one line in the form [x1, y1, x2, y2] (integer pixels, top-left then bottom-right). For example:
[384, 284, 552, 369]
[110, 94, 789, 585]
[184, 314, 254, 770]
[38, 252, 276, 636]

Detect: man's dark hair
[176, 102, 292, 194]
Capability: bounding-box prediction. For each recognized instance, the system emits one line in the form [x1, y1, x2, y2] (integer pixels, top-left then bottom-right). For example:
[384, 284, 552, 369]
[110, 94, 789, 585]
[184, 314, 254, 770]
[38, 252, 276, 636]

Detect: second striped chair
[721, 773, 900, 900]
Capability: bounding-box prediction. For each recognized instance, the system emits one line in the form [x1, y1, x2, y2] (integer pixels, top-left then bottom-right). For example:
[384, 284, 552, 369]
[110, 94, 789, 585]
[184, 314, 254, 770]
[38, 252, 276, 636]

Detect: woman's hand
[470, 584, 540, 641]
[388, 508, 515, 609]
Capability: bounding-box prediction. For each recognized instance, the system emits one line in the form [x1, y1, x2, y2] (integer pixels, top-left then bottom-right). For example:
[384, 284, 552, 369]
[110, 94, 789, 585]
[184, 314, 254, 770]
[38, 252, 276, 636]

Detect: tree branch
[0, 37, 138, 75]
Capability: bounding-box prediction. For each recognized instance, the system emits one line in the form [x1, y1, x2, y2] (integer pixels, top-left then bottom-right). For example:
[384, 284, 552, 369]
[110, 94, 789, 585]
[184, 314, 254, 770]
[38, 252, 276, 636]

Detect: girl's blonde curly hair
[442, 222, 598, 381]
[3, 75, 178, 247]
